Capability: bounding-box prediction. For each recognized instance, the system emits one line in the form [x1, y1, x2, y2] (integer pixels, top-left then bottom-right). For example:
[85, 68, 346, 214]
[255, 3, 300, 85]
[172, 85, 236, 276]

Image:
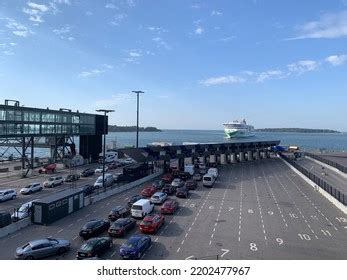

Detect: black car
[127, 195, 145, 207]
[108, 206, 130, 221]
[108, 218, 136, 237]
[176, 187, 189, 198]
[152, 180, 165, 190]
[185, 179, 197, 190]
[177, 171, 191, 181]
[161, 185, 176, 195]
[79, 219, 110, 239]
[65, 174, 80, 182]
[76, 237, 113, 259]
[82, 184, 96, 196]
[81, 168, 95, 177]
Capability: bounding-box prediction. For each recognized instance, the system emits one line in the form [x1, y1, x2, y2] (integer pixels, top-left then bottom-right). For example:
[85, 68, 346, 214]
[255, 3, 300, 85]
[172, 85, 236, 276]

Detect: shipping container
[32, 188, 84, 225]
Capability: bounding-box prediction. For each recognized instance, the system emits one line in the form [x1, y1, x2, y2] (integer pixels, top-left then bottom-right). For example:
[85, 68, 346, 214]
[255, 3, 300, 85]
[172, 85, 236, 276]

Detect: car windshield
[152, 196, 159, 199]
[24, 185, 31, 189]
[123, 239, 138, 249]
[141, 221, 153, 226]
[80, 240, 98, 251]
[82, 221, 98, 229]
[48, 178, 54, 181]
[204, 177, 211, 181]
[132, 205, 142, 210]
[18, 205, 30, 212]
[96, 178, 103, 183]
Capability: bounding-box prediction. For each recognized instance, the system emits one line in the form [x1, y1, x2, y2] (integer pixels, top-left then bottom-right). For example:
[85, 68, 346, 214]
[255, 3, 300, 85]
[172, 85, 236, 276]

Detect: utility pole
[132, 90, 144, 148]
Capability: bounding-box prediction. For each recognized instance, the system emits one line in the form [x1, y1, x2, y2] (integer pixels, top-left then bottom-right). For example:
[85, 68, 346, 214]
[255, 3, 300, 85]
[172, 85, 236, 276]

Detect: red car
[162, 173, 173, 184]
[161, 199, 179, 214]
[141, 186, 156, 197]
[139, 214, 165, 233]
[38, 163, 56, 174]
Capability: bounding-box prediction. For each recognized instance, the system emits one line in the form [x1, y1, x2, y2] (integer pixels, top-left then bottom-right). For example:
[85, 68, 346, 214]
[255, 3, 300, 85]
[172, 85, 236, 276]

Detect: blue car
[119, 235, 151, 259]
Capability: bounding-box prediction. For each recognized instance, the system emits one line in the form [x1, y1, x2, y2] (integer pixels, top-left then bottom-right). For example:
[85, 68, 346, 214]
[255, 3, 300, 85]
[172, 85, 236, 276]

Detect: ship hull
[224, 128, 255, 138]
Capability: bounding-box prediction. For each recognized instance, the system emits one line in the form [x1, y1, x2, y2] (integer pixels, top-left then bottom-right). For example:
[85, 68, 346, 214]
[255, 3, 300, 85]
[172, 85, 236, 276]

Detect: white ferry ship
[223, 119, 255, 138]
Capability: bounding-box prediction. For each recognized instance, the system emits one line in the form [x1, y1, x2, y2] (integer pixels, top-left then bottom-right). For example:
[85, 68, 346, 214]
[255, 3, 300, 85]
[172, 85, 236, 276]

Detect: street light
[96, 109, 114, 191]
[132, 90, 144, 148]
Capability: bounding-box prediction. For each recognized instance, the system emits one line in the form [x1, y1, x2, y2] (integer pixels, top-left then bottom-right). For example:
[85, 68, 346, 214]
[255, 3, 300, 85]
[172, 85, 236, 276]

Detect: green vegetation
[108, 125, 161, 132]
[255, 128, 340, 133]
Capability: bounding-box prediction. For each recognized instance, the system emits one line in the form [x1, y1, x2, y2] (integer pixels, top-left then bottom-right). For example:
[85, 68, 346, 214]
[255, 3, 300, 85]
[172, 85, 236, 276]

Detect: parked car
[38, 163, 56, 174]
[81, 168, 95, 177]
[113, 172, 124, 183]
[131, 199, 154, 218]
[207, 167, 219, 178]
[127, 195, 145, 208]
[160, 199, 179, 215]
[15, 238, 70, 260]
[20, 183, 42, 195]
[177, 171, 191, 181]
[141, 185, 156, 197]
[176, 187, 189, 198]
[203, 174, 215, 188]
[0, 211, 12, 228]
[79, 219, 110, 239]
[119, 235, 151, 259]
[139, 214, 165, 234]
[108, 218, 136, 237]
[107, 162, 118, 170]
[108, 206, 130, 221]
[152, 180, 165, 190]
[162, 173, 173, 184]
[171, 178, 184, 189]
[76, 237, 112, 259]
[150, 192, 168, 204]
[0, 189, 17, 202]
[43, 176, 63, 188]
[81, 184, 96, 196]
[185, 179, 197, 190]
[161, 185, 176, 195]
[65, 174, 80, 182]
[11, 200, 36, 221]
[94, 174, 113, 189]
[192, 173, 202, 181]
[95, 166, 108, 173]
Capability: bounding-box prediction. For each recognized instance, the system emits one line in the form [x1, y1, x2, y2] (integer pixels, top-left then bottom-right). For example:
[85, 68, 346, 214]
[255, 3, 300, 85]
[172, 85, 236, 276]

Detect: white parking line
[85, 214, 90, 218]
[77, 218, 82, 222]
[177, 247, 181, 253]
[57, 229, 64, 233]
[73, 236, 79, 240]
[67, 224, 73, 228]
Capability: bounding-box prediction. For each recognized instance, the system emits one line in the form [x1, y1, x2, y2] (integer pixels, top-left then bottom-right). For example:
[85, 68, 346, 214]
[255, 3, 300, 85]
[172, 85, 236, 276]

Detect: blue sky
[0, 0, 346, 131]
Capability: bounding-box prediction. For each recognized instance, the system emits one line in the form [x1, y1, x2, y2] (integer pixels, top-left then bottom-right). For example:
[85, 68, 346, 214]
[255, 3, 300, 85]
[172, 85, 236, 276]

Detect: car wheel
[58, 247, 66, 255]
[29, 190, 32, 194]
[12, 195, 16, 200]
[25, 255, 34, 260]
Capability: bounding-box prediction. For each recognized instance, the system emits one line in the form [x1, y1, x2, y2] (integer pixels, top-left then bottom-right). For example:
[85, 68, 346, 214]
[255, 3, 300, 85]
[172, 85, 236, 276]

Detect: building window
[42, 124, 55, 134]
[72, 115, 80, 124]
[0, 110, 5, 120]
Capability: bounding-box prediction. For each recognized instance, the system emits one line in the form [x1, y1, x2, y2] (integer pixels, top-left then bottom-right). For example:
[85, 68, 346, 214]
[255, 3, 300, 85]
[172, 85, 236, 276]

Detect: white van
[131, 199, 154, 218]
[207, 168, 218, 178]
[99, 151, 118, 163]
[11, 200, 37, 221]
[203, 174, 215, 188]
[94, 173, 113, 188]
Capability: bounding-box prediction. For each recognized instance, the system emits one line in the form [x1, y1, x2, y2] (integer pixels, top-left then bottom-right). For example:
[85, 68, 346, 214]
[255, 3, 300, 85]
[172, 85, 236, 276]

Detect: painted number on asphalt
[311, 215, 319, 220]
[250, 243, 258, 251]
[321, 230, 332, 237]
[289, 213, 298, 219]
[228, 207, 234, 211]
[190, 204, 195, 208]
[298, 234, 311, 241]
[248, 209, 254, 214]
[268, 211, 274, 216]
[276, 238, 283, 245]
[209, 206, 214, 210]
[336, 217, 347, 223]
[221, 249, 230, 258]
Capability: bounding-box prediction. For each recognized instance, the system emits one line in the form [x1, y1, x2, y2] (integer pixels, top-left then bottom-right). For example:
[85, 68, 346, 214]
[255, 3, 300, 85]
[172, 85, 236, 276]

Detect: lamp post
[132, 90, 144, 148]
[96, 109, 114, 191]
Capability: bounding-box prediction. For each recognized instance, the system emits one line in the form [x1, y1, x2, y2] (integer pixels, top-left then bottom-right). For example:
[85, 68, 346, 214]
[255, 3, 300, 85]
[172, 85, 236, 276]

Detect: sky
[0, 0, 346, 131]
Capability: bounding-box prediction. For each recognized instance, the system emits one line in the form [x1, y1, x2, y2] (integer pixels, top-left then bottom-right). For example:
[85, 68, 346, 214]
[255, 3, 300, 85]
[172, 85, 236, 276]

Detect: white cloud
[129, 51, 141, 57]
[5, 18, 33, 37]
[103, 64, 114, 69]
[289, 10, 347, 39]
[200, 75, 246, 86]
[53, 25, 71, 35]
[27, 2, 49, 12]
[211, 10, 222, 16]
[23, 2, 50, 24]
[325, 54, 347, 66]
[110, 13, 127, 26]
[10, 42, 17, 46]
[3, 50, 15, 56]
[147, 26, 168, 34]
[152, 37, 171, 50]
[52, 0, 70, 4]
[287, 60, 319, 74]
[105, 3, 118, 9]
[256, 70, 283, 82]
[95, 93, 133, 108]
[216, 36, 236, 42]
[191, 4, 200, 9]
[78, 64, 113, 78]
[195, 27, 204, 35]
[86, 11, 93, 16]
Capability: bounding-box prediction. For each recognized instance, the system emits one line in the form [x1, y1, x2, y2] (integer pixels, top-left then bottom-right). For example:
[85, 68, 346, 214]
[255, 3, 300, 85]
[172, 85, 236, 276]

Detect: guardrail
[305, 152, 347, 173]
[280, 153, 347, 206]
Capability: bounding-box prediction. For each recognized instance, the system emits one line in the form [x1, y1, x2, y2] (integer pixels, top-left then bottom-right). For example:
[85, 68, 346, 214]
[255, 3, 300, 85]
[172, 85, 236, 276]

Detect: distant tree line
[108, 125, 161, 132]
[255, 128, 340, 133]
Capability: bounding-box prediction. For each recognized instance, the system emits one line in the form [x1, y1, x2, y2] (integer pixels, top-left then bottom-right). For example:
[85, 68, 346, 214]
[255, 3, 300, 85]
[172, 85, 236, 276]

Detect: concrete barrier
[13, 166, 22, 171]
[0, 168, 9, 173]
[0, 218, 32, 239]
[85, 171, 163, 206]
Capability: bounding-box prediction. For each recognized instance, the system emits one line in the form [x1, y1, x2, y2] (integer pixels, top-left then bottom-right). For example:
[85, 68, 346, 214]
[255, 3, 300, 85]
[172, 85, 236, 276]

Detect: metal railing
[305, 152, 347, 173]
[280, 153, 347, 206]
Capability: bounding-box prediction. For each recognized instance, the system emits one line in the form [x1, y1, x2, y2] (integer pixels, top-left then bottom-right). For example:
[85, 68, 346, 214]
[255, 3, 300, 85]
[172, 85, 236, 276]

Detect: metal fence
[305, 152, 347, 173]
[280, 153, 347, 206]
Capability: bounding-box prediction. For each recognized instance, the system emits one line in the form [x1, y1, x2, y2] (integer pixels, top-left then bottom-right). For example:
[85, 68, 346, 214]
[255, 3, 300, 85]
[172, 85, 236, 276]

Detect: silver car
[15, 238, 71, 260]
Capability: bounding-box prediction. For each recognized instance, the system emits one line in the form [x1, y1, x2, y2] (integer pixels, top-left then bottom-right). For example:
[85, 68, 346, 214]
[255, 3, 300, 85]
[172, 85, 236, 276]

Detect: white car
[20, 183, 42, 195]
[11, 201, 37, 221]
[43, 176, 64, 188]
[0, 189, 17, 202]
[150, 192, 168, 204]
[171, 178, 184, 188]
[95, 166, 108, 173]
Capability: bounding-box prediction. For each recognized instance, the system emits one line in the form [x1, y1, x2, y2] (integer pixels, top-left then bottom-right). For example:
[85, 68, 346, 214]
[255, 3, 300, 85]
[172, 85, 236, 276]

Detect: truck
[38, 163, 57, 174]
[98, 151, 118, 163]
[123, 163, 148, 182]
[288, 145, 299, 153]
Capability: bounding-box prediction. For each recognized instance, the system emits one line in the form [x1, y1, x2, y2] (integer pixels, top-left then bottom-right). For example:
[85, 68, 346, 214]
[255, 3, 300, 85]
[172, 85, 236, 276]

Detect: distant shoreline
[108, 125, 161, 132]
[255, 128, 341, 133]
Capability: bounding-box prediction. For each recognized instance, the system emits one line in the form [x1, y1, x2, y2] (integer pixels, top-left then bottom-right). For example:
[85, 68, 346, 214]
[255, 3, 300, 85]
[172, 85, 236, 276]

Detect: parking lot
[0, 157, 346, 260]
